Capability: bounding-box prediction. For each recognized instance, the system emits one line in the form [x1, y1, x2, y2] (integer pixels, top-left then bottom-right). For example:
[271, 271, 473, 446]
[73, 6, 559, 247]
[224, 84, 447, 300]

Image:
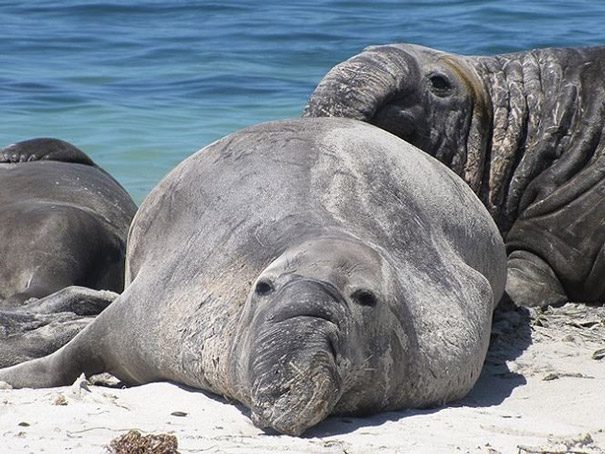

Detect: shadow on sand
[460, 298, 533, 407]
[305, 298, 533, 438]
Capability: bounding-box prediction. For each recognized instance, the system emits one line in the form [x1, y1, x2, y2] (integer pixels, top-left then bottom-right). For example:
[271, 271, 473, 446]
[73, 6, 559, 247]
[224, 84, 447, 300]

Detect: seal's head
[230, 235, 410, 436]
[304, 44, 491, 192]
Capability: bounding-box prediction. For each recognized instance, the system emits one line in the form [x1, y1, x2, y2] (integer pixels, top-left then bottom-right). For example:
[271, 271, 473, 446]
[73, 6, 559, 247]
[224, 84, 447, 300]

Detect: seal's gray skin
[0, 119, 506, 436]
[0, 138, 136, 366]
[0, 287, 118, 367]
[0, 138, 136, 304]
[0, 137, 95, 165]
[304, 44, 605, 307]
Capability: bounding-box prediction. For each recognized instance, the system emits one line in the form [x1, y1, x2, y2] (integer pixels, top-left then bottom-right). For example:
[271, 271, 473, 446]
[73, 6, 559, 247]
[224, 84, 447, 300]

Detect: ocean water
[3, 0, 605, 203]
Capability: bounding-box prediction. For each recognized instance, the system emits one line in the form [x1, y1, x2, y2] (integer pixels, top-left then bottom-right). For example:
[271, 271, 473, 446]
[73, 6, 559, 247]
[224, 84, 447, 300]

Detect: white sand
[1, 303, 604, 453]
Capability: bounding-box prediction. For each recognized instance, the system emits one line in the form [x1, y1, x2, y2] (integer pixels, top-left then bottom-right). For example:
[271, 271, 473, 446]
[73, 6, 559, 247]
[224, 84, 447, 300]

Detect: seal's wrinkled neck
[474, 47, 605, 232]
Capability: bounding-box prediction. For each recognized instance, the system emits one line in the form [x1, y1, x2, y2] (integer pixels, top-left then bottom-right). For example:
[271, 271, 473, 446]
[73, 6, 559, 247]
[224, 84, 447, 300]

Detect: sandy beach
[1, 302, 603, 453]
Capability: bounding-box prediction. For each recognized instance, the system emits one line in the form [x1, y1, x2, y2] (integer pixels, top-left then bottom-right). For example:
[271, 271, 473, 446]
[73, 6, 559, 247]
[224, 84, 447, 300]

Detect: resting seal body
[0, 138, 137, 302]
[305, 44, 605, 306]
[0, 138, 137, 366]
[0, 119, 506, 435]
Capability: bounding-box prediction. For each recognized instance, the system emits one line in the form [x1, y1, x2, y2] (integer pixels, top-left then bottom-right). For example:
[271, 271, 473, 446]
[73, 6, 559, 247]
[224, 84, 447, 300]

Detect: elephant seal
[0, 138, 137, 366]
[304, 43, 605, 307]
[0, 137, 137, 303]
[0, 119, 506, 436]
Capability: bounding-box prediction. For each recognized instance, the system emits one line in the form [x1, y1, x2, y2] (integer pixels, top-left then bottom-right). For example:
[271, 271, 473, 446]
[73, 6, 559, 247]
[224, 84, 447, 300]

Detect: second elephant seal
[305, 43, 605, 306]
[0, 138, 137, 367]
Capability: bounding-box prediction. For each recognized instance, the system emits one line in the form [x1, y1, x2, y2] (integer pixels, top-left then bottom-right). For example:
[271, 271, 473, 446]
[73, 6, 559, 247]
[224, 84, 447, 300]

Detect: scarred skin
[0, 119, 506, 436]
[0, 138, 137, 367]
[304, 43, 605, 307]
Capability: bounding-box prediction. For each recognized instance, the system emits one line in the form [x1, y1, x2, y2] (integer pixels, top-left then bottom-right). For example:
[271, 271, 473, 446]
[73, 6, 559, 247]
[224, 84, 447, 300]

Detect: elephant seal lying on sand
[305, 43, 605, 307]
[0, 138, 137, 366]
[0, 119, 506, 435]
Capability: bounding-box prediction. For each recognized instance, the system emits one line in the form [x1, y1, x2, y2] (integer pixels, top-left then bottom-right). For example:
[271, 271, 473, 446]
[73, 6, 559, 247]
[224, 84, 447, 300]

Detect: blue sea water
[2, 0, 605, 202]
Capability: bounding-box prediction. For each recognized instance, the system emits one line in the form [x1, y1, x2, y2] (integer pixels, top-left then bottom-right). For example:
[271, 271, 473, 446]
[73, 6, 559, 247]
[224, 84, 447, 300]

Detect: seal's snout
[244, 278, 346, 435]
[249, 346, 341, 436]
[303, 44, 417, 122]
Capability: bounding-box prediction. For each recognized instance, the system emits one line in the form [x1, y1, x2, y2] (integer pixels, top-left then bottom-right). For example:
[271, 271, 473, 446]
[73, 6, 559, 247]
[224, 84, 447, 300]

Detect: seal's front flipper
[0, 287, 118, 368]
[0, 318, 107, 388]
[19, 286, 118, 316]
[0, 335, 99, 388]
[506, 250, 568, 307]
[0, 315, 92, 368]
[0, 288, 130, 388]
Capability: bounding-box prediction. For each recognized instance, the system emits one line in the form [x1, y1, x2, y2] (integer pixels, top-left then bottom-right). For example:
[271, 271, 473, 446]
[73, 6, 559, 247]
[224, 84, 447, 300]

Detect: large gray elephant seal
[304, 43, 605, 307]
[0, 138, 137, 366]
[0, 119, 506, 436]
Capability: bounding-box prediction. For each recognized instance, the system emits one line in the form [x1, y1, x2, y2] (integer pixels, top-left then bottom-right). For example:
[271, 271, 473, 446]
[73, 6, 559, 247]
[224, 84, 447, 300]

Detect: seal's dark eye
[255, 279, 274, 296]
[428, 73, 453, 95]
[351, 289, 377, 307]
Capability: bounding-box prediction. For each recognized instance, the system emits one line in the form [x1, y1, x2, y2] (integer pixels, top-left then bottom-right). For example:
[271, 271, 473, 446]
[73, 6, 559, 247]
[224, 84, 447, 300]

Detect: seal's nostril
[255, 279, 274, 296]
[326, 335, 337, 359]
